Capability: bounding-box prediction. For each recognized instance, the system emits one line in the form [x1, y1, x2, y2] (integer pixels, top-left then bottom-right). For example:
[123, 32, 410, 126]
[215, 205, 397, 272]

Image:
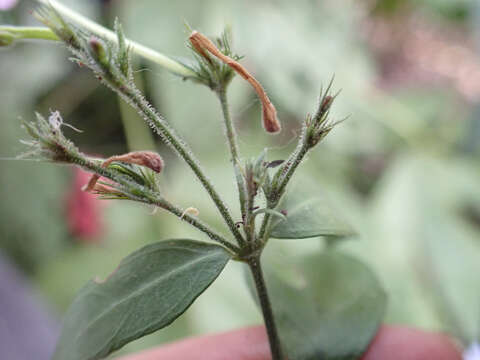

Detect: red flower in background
[65, 168, 103, 242]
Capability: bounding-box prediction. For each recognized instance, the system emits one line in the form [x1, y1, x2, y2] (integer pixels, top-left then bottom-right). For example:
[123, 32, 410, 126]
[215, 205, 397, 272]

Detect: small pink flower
[0, 0, 18, 11]
[65, 168, 103, 242]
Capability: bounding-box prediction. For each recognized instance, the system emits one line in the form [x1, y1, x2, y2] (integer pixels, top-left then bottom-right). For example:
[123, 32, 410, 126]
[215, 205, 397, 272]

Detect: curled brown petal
[189, 31, 281, 133]
[83, 151, 164, 192]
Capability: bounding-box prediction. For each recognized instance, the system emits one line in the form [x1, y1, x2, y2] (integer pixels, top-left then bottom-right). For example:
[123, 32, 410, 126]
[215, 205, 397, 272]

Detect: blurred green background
[1, 0, 479, 357]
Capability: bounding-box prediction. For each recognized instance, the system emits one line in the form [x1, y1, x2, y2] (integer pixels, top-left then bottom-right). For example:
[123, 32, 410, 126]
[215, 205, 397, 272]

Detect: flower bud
[89, 36, 109, 68]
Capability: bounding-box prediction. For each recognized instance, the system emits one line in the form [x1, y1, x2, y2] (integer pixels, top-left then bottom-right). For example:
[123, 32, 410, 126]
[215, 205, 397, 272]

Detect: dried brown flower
[189, 31, 281, 133]
[83, 151, 164, 192]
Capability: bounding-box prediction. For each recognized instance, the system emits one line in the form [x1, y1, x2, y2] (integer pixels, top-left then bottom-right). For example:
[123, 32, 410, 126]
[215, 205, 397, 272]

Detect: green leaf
[53, 239, 231, 360]
[270, 182, 354, 239]
[254, 250, 386, 360]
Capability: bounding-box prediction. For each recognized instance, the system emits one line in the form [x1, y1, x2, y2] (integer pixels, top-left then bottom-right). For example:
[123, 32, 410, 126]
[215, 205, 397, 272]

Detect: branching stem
[114, 85, 246, 247]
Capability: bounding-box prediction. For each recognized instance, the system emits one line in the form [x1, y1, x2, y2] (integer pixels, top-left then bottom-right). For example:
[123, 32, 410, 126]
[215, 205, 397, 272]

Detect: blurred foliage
[372, 0, 475, 23]
[0, 0, 479, 356]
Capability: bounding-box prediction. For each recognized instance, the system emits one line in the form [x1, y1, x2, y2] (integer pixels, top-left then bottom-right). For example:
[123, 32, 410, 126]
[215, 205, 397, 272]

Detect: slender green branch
[114, 84, 246, 246]
[247, 256, 284, 360]
[74, 153, 239, 254]
[258, 136, 309, 242]
[217, 87, 240, 164]
[244, 164, 257, 243]
[217, 87, 248, 246]
[146, 197, 240, 254]
[258, 212, 271, 241]
[274, 143, 309, 203]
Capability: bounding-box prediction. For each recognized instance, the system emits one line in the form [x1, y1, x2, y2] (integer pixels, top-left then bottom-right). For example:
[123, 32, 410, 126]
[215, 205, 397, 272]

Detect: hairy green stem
[217, 87, 240, 163]
[114, 84, 246, 247]
[245, 166, 256, 244]
[148, 197, 239, 254]
[217, 87, 248, 246]
[116, 72, 156, 152]
[259, 138, 310, 242]
[247, 256, 284, 360]
[274, 143, 309, 202]
[258, 212, 271, 241]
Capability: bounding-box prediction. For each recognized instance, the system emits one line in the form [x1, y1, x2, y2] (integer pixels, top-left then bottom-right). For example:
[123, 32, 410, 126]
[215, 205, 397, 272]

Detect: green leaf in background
[262, 251, 386, 360]
[53, 239, 231, 360]
[270, 182, 354, 239]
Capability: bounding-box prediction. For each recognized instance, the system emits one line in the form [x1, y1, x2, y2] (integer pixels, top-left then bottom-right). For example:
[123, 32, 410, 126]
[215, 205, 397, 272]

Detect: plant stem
[274, 143, 309, 202]
[247, 256, 284, 360]
[217, 87, 248, 245]
[258, 212, 271, 241]
[115, 85, 246, 247]
[117, 72, 156, 152]
[149, 197, 240, 254]
[74, 153, 239, 253]
[217, 87, 240, 163]
[259, 140, 310, 242]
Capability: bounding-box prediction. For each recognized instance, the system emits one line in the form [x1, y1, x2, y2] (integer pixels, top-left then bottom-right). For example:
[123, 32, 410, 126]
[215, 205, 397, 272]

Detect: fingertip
[362, 325, 462, 360]
[116, 326, 270, 360]
[118, 325, 463, 360]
